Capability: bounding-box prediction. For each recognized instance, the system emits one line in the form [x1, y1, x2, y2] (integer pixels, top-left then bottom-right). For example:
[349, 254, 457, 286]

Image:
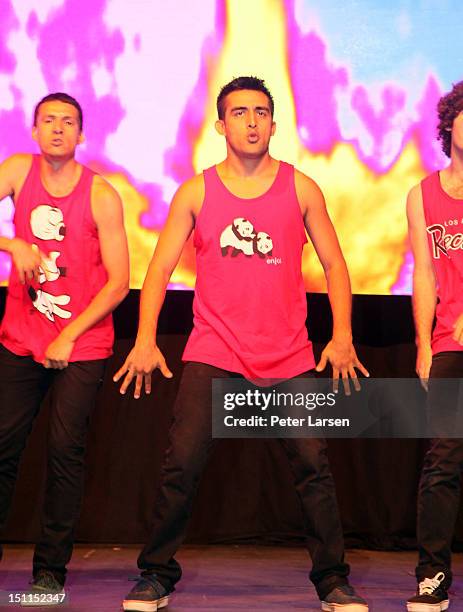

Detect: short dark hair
[217, 76, 274, 120]
[437, 81, 463, 158]
[33, 92, 83, 131]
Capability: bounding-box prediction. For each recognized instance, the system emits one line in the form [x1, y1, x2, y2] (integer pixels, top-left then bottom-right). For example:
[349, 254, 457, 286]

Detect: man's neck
[39, 155, 81, 196]
[220, 152, 276, 178]
[39, 155, 79, 181]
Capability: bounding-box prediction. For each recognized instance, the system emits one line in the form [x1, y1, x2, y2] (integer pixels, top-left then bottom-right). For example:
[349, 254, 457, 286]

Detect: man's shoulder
[407, 179, 430, 204]
[406, 182, 425, 222]
[90, 173, 120, 201]
[410, 171, 439, 195]
[293, 167, 321, 190]
[0, 154, 33, 200]
[179, 172, 204, 193]
[293, 167, 324, 211]
[408, 183, 422, 198]
[91, 173, 111, 188]
[88, 174, 124, 226]
[173, 173, 205, 207]
[2, 153, 33, 176]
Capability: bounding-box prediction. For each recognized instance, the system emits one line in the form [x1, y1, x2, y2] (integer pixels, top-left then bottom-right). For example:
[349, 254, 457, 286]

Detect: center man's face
[216, 89, 276, 158]
[32, 100, 83, 159]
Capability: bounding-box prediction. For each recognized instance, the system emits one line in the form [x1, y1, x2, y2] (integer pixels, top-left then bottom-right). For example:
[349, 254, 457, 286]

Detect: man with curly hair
[406, 80, 463, 611]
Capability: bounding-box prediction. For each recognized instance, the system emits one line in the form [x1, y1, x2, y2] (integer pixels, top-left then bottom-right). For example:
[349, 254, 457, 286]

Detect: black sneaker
[406, 572, 449, 611]
[321, 583, 369, 610]
[122, 574, 170, 611]
[21, 569, 65, 607]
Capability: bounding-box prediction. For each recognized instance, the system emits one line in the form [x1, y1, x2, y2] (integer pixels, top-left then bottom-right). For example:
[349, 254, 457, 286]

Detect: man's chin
[241, 147, 270, 159]
[42, 148, 74, 160]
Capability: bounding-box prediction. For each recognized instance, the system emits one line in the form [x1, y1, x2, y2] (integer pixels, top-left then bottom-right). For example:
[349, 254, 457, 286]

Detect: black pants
[0, 343, 105, 584]
[416, 351, 463, 588]
[138, 362, 349, 600]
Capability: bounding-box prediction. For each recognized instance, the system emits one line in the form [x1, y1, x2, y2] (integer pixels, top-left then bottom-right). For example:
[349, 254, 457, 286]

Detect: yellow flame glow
[299, 141, 423, 292]
[104, 173, 196, 289]
[194, 0, 301, 170]
[103, 0, 424, 293]
[192, 0, 424, 294]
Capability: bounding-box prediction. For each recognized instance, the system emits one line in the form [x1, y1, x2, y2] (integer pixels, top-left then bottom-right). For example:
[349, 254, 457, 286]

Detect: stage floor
[0, 545, 461, 610]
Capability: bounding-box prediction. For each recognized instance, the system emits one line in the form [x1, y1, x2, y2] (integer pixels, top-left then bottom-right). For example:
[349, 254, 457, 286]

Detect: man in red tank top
[115, 77, 369, 611]
[0, 93, 129, 601]
[406, 81, 463, 612]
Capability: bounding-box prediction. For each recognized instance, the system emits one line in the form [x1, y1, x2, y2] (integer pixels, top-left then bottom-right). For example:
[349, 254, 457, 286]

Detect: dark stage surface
[0, 545, 462, 610]
[1, 288, 462, 550]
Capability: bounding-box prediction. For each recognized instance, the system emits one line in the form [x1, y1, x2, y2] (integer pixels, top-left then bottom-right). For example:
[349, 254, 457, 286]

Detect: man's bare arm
[114, 174, 204, 397]
[0, 155, 44, 282]
[295, 170, 368, 391]
[0, 154, 31, 201]
[44, 177, 130, 368]
[406, 184, 436, 387]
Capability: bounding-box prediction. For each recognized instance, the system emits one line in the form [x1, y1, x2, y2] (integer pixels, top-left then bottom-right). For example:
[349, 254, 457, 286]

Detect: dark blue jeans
[416, 351, 463, 588]
[0, 343, 106, 584]
[138, 362, 349, 600]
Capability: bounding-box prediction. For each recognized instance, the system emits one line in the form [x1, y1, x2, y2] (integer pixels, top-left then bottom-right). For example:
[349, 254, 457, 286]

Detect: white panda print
[220, 217, 256, 257]
[253, 232, 273, 258]
[220, 218, 274, 260]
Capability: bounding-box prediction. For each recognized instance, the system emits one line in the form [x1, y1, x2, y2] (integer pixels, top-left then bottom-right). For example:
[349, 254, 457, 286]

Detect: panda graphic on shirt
[220, 217, 273, 259]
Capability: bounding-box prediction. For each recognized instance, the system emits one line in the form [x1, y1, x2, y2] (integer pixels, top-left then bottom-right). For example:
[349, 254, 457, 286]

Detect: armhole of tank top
[84, 169, 99, 234]
[420, 179, 427, 222]
[13, 154, 36, 205]
[287, 163, 309, 246]
[193, 168, 212, 244]
[420, 173, 435, 225]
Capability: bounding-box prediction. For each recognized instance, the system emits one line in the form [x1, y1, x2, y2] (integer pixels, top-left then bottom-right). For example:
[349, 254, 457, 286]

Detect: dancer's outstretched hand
[114, 340, 173, 399]
[316, 339, 369, 395]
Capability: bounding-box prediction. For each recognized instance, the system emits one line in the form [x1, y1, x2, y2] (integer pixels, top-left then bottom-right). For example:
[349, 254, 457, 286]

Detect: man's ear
[32, 126, 38, 142]
[271, 120, 276, 136]
[215, 119, 225, 136]
[77, 131, 85, 145]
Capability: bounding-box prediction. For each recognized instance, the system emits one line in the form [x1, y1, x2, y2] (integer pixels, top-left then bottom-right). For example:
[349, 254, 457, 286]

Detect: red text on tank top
[0, 154, 113, 362]
[422, 171, 463, 354]
[183, 161, 315, 379]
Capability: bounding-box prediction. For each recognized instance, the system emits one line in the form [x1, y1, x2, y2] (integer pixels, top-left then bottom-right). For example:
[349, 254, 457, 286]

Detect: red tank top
[0, 154, 113, 362]
[183, 161, 315, 379]
[422, 171, 463, 354]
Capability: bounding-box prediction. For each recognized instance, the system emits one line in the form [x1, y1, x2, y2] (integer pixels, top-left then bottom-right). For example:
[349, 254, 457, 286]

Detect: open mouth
[247, 133, 259, 143]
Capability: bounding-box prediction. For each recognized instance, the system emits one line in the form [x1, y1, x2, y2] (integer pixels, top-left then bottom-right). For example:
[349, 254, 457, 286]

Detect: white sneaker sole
[406, 600, 449, 612]
[122, 595, 169, 611]
[321, 602, 369, 611]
